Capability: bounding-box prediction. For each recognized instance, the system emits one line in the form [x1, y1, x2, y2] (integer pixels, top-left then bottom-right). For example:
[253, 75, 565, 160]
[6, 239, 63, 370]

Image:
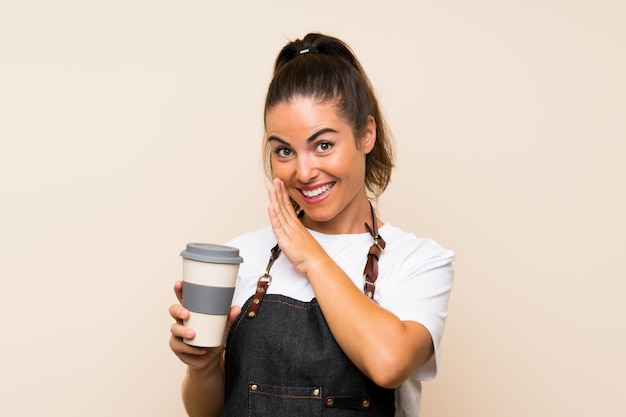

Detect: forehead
[265, 97, 348, 132]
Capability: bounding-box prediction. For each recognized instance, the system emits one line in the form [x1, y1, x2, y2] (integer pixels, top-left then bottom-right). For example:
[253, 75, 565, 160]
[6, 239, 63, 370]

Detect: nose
[295, 154, 319, 184]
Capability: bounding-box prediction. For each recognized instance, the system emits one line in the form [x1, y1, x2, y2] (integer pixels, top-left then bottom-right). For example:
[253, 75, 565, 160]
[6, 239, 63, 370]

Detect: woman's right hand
[169, 280, 241, 372]
[170, 280, 241, 416]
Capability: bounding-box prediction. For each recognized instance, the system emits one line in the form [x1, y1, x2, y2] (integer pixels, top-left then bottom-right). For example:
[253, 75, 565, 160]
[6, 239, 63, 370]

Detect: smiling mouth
[300, 183, 335, 198]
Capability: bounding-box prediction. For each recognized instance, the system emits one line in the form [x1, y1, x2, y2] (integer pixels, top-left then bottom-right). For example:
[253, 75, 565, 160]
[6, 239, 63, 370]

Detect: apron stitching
[264, 298, 319, 310]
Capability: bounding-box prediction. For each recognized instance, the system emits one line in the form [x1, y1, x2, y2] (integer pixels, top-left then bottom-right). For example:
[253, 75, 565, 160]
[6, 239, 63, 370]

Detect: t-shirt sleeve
[378, 239, 455, 381]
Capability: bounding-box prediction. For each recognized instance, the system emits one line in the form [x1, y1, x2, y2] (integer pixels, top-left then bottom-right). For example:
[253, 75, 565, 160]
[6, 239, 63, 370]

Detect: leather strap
[363, 203, 386, 299]
[325, 396, 371, 409]
[246, 244, 281, 319]
[246, 203, 384, 319]
[246, 279, 269, 318]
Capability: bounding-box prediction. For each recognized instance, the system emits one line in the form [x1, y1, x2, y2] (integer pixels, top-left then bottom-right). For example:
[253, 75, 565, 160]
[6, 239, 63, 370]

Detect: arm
[169, 280, 241, 416]
[300, 257, 434, 388]
[267, 180, 444, 388]
[181, 362, 224, 417]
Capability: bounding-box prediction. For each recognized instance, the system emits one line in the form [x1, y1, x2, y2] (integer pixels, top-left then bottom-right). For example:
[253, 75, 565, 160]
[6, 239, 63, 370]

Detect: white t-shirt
[227, 223, 454, 417]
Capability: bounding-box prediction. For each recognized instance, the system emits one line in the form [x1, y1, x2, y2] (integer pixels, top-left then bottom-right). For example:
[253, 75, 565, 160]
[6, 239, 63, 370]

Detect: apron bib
[222, 293, 395, 416]
[222, 203, 392, 416]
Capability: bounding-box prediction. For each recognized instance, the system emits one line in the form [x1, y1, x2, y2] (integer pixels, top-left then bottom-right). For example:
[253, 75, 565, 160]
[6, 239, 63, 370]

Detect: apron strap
[246, 203, 385, 319]
[363, 202, 386, 299]
[246, 244, 280, 319]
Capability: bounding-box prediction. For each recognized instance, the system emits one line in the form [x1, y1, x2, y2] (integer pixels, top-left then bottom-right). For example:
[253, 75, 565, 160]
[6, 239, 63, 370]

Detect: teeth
[302, 183, 333, 198]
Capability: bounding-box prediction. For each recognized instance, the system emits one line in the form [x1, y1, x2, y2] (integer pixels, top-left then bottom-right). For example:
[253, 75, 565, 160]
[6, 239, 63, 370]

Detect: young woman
[169, 33, 454, 417]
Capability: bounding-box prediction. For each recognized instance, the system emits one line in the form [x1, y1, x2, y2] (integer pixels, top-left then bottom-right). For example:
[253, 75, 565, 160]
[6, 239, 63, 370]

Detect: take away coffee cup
[180, 243, 243, 347]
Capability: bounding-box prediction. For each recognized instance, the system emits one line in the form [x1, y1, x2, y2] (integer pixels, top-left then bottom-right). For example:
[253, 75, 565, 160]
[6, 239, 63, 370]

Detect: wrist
[305, 256, 336, 281]
[187, 348, 224, 379]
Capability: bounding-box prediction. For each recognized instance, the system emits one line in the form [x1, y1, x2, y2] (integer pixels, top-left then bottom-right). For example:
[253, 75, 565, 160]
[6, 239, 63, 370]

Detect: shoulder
[380, 223, 455, 269]
[225, 226, 276, 267]
[226, 225, 275, 249]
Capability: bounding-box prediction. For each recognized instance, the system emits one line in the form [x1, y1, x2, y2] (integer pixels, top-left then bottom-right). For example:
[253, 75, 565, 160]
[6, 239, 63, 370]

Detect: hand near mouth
[267, 178, 332, 277]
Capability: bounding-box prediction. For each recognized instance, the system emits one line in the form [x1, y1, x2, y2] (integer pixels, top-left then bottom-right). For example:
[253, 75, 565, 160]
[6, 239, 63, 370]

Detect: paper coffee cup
[180, 243, 243, 347]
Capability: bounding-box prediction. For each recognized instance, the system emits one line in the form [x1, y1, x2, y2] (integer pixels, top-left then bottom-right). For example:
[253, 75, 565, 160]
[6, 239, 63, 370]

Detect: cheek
[270, 160, 290, 181]
[346, 154, 367, 182]
[342, 148, 365, 168]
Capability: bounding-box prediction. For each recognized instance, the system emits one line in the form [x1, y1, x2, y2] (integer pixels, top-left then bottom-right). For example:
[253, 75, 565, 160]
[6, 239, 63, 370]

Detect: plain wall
[1, 1, 624, 416]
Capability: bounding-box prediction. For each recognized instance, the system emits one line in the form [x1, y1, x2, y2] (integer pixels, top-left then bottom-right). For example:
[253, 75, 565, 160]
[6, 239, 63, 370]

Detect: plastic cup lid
[180, 243, 243, 264]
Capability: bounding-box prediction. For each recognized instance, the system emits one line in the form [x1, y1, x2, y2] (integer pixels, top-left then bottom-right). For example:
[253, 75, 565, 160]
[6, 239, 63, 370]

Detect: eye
[316, 141, 333, 153]
[275, 147, 293, 158]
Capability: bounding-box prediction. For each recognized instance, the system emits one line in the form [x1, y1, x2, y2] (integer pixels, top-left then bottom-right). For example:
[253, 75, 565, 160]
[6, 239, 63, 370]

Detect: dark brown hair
[263, 33, 394, 199]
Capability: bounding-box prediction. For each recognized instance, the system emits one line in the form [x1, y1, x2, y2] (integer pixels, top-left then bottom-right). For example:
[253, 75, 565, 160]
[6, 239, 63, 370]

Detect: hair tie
[298, 46, 319, 55]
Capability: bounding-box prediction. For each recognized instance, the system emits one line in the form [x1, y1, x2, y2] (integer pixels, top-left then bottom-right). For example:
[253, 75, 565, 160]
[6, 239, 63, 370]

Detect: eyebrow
[267, 128, 338, 146]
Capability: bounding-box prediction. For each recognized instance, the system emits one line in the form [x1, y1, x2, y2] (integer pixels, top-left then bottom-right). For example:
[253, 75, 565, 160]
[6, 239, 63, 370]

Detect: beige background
[1, 1, 624, 416]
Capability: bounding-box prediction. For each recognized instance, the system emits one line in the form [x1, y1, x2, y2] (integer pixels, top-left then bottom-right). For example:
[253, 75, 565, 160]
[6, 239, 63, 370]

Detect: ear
[361, 115, 377, 155]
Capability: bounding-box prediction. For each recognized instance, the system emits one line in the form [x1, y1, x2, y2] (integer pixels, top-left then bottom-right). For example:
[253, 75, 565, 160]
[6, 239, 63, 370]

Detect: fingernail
[185, 329, 194, 338]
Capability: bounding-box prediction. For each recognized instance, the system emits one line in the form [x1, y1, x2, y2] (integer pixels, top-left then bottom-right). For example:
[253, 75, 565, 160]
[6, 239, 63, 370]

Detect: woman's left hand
[267, 178, 329, 276]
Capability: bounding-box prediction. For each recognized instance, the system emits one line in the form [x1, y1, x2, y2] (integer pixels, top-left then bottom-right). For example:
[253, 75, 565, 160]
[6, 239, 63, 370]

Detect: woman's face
[265, 96, 376, 234]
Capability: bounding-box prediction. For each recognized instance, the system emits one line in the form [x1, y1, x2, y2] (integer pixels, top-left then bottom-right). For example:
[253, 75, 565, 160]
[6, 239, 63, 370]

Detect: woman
[169, 33, 454, 417]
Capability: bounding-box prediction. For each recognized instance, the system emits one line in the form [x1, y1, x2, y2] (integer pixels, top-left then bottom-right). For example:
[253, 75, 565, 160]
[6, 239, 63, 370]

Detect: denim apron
[222, 294, 395, 416]
[221, 205, 394, 416]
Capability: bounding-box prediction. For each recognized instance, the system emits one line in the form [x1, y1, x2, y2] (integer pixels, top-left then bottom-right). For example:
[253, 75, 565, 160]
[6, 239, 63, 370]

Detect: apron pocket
[248, 382, 322, 417]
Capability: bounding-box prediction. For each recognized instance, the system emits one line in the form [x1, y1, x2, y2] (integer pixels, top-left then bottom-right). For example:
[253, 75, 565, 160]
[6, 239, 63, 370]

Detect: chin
[300, 206, 338, 223]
